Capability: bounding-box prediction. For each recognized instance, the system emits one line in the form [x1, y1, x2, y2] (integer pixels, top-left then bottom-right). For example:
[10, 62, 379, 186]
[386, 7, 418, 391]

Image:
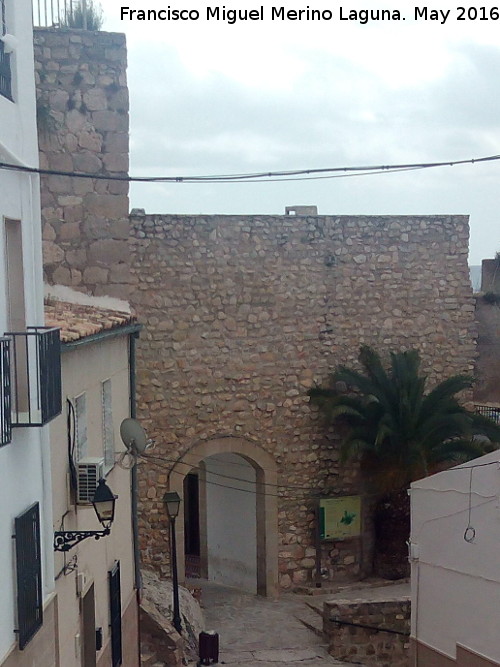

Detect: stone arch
[168, 436, 278, 597]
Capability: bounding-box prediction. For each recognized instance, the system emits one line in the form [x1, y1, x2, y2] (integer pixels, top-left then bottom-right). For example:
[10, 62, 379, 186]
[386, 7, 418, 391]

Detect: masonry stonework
[324, 597, 411, 666]
[34, 28, 130, 299]
[129, 212, 476, 588]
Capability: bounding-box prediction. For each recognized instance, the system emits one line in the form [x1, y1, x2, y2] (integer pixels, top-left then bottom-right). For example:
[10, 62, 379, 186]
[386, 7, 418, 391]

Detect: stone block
[43, 241, 65, 266]
[89, 239, 129, 264]
[91, 110, 119, 131]
[109, 262, 130, 283]
[73, 152, 103, 174]
[83, 88, 108, 111]
[78, 130, 103, 152]
[83, 266, 109, 284]
[59, 222, 81, 241]
[52, 266, 72, 285]
[103, 153, 129, 172]
[85, 193, 129, 218]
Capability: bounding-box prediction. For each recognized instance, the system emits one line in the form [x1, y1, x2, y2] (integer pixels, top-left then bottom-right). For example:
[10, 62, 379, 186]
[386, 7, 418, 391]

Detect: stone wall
[34, 28, 130, 299]
[128, 212, 476, 588]
[474, 297, 500, 405]
[324, 597, 410, 666]
[474, 257, 500, 406]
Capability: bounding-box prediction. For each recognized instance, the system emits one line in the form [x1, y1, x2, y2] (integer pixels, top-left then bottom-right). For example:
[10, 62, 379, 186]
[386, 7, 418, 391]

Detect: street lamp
[163, 491, 182, 634]
[54, 479, 117, 552]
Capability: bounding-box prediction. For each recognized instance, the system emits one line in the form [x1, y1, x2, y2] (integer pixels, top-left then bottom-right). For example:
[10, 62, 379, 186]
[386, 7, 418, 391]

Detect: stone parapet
[324, 597, 410, 666]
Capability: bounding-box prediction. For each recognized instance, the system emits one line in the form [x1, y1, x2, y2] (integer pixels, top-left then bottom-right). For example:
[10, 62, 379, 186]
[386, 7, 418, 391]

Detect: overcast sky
[101, 0, 500, 264]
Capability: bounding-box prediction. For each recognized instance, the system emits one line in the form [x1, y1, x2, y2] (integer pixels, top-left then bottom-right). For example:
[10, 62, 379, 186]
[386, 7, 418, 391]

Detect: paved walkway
[189, 580, 359, 666]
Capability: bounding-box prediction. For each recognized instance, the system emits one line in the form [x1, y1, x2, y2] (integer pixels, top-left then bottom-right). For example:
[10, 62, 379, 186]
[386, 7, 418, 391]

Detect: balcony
[4, 327, 61, 427]
[0, 336, 11, 446]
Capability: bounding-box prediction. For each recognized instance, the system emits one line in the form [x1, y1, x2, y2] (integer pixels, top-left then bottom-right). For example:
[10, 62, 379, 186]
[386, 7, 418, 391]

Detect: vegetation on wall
[309, 345, 500, 578]
[61, 1, 103, 30]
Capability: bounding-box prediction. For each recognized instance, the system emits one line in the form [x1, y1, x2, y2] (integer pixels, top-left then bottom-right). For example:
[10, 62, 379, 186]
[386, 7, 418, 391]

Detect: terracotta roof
[44, 299, 137, 343]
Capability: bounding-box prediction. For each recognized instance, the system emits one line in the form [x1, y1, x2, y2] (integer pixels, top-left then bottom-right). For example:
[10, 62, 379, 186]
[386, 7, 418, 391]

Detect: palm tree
[309, 345, 500, 578]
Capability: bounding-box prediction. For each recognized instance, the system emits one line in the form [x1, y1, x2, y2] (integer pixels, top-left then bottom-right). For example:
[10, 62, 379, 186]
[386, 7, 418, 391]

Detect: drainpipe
[129, 330, 142, 663]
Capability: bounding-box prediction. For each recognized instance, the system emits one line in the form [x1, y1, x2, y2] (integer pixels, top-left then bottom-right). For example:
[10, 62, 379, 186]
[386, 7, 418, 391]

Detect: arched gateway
[168, 437, 278, 597]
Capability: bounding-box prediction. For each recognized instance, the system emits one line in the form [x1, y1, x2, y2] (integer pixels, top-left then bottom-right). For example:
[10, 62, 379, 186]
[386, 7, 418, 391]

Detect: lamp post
[163, 491, 182, 634]
[54, 479, 117, 552]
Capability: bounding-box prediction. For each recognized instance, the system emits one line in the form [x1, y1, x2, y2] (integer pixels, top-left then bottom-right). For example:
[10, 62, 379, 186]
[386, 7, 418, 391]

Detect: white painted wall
[0, 2, 52, 662]
[206, 453, 257, 593]
[410, 450, 500, 662]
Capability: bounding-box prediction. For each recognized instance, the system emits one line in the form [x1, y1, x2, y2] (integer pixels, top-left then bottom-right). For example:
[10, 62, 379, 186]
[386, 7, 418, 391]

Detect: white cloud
[102, 0, 500, 262]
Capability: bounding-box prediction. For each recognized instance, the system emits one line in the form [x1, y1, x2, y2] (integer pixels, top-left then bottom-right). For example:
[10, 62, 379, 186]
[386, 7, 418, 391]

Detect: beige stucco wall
[50, 334, 138, 667]
[0, 595, 57, 667]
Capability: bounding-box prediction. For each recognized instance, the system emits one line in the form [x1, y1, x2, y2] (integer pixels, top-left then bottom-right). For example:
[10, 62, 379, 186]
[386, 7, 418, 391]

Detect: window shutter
[14, 503, 43, 649]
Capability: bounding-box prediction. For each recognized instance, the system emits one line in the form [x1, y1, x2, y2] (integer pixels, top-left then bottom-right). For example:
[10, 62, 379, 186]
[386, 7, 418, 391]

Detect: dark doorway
[184, 473, 201, 578]
[81, 584, 96, 667]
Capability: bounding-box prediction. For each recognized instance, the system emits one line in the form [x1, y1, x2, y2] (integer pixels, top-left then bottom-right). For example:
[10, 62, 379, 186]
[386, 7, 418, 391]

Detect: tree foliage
[309, 345, 500, 493]
[62, 1, 104, 30]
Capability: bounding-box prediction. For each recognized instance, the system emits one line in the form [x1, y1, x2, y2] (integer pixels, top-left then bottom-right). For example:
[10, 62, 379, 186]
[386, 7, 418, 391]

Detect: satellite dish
[120, 418, 148, 455]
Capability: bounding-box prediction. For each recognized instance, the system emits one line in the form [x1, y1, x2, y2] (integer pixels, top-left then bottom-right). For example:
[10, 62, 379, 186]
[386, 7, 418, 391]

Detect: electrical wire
[143, 451, 339, 493]
[142, 454, 327, 500]
[0, 152, 498, 184]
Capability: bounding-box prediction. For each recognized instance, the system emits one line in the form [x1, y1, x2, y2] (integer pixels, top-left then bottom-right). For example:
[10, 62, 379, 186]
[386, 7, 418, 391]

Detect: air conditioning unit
[77, 458, 104, 504]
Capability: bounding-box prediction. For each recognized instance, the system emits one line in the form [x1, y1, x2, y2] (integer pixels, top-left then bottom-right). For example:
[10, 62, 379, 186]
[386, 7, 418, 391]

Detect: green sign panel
[319, 496, 361, 540]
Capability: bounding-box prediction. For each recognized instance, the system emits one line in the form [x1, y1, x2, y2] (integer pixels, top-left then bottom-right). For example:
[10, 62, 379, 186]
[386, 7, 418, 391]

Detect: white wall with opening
[205, 453, 257, 593]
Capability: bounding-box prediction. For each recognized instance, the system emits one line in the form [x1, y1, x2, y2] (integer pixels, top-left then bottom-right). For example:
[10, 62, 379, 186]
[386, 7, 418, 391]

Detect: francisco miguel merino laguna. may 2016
[120, 6, 406, 24]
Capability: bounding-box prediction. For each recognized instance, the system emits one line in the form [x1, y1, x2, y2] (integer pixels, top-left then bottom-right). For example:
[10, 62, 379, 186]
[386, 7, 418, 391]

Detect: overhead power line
[0, 153, 499, 184]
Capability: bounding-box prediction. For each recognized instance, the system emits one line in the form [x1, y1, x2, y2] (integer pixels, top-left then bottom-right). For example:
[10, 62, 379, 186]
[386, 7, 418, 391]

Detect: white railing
[33, 0, 89, 29]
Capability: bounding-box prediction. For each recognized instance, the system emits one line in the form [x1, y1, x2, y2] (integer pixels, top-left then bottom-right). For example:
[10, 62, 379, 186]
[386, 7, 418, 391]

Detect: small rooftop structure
[285, 205, 318, 216]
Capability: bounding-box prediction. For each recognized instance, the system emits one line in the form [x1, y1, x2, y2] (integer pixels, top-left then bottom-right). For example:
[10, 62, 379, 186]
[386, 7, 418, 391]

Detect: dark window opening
[108, 561, 122, 667]
[15, 502, 43, 649]
[184, 473, 200, 578]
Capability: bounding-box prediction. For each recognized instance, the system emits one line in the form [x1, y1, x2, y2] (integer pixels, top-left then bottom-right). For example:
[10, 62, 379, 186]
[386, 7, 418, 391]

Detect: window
[14, 502, 43, 649]
[75, 393, 88, 460]
[0, 0, 12, 100]
[108, 561, 122, 667]
[102, 379, 114, 470]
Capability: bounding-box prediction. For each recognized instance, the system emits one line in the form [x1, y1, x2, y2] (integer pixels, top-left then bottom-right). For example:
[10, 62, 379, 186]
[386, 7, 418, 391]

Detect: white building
[410, 449, 500, 666]
[0, 1, 62, 665]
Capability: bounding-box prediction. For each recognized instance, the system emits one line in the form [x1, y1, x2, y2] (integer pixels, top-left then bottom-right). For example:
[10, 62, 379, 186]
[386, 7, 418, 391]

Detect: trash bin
[199, 630, 219, 664]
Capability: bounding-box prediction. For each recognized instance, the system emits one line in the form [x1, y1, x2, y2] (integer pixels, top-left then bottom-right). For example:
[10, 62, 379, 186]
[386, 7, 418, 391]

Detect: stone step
[295, 603, 324, 638]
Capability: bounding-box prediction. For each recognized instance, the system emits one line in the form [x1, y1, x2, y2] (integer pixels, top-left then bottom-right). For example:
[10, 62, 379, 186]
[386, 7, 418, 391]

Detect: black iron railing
[330, 617, 410, 637]
[4, 327, 62, 427]
[33, 0, 90, 28]
[475, 404, 500, 424]
[0, 39, 12, 101]
[14, 502, 43, 650]
[0, 336, 11, 446]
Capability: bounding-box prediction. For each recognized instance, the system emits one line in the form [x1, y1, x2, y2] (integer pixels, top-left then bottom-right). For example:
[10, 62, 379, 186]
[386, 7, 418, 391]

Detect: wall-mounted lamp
[54, 479, 117, 552]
